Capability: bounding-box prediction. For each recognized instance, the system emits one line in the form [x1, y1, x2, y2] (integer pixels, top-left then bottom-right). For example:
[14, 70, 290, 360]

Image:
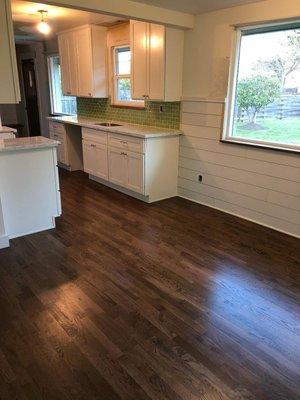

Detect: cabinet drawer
[82, 128, 107, 145]
[49, 121, 66, 134]
[108, 134, 144, 154]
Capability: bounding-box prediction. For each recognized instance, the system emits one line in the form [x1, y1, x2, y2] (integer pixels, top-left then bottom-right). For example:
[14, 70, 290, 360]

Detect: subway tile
[76, 98, 181, 129]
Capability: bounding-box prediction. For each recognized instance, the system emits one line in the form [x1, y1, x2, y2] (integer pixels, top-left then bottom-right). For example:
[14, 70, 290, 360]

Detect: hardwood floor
[0, 170, 299, 400]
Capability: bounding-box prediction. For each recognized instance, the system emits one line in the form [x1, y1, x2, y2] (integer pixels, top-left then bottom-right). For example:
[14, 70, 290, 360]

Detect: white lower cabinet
[108, 148, 144, 194]
[49, 130, 67, 165]
[108, 148, 127, 187]
[126, 151, 144, 194]
[82, 127, 179, 203]
[83, 141, 108, 179]
[49, 121, 83, 171]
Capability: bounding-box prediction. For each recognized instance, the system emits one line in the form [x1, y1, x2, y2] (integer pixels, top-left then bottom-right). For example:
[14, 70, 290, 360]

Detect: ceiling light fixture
[36, 10, 51, 35]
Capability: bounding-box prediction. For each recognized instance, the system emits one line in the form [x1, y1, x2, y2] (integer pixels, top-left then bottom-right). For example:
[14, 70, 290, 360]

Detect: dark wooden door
[22, 59, 41, 136]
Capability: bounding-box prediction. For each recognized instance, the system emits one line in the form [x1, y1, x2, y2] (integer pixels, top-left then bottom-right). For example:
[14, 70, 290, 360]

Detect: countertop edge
[0, 138, 59, 153]
[47, 116, 182, 138]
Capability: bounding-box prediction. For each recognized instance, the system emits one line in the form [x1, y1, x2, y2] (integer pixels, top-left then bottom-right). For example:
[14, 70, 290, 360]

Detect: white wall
[180, 0, 300, 237]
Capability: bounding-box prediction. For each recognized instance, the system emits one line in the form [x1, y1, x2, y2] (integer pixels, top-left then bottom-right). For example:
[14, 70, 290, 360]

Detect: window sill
[220, 138, 300, 154]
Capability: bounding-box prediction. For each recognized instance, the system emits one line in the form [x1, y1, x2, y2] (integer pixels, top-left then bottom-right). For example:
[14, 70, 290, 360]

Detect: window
[47, 55, 77, 115]
[223, 22, 300, 152]
[112, 46, 144, 107]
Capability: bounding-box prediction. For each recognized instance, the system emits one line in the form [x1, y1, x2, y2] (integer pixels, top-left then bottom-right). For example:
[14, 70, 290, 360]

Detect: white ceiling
[11, 1, 123, 41]
[131, 0, 265, 14]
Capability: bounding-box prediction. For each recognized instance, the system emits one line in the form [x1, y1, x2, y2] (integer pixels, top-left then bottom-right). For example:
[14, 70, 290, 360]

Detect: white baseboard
[178, 194, 300, 239]
[0, 235, 9, 249]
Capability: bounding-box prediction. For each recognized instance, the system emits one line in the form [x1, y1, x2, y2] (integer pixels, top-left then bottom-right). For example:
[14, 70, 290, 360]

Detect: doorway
[21, 59, 41, 136]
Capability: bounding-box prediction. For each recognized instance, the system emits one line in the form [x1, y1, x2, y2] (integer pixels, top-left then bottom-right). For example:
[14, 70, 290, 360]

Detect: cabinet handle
[121, 152, 127, 155]
[67, 91, 71, 95]
[91, 144, 96, 148]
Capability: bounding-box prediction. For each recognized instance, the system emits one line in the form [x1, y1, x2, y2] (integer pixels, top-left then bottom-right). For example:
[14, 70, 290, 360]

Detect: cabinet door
[126, 151, 144, 194]
[108, 148, 126, 186]
[82, 141, 95, 175]
[75, 27, 93, 97]
[130, 21, 148, 99]
[94, 143, 108, 180]
[148, 24, 165, 100]
[57, 142, 66, 165]
[58, 32, 77, 96]
[0, 0, 20, 103]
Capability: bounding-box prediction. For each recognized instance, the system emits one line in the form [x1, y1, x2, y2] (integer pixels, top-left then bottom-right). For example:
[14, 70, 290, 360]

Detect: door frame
[18, 52, 43, 137]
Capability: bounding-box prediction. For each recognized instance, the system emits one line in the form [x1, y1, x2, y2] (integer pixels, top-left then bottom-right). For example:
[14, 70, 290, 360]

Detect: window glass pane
[232, 28, 300, 146]
[49, 55, 77, 115]
[117, 78, 131, 101]
[115, 47, 131, 75]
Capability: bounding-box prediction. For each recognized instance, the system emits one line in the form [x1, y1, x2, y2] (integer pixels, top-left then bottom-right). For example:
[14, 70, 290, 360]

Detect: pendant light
[37, 10, 51, 35]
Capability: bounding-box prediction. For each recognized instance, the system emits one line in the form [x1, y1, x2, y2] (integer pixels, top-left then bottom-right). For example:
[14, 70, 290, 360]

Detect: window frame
[222, 21, 300, 153]
[112, 45, 144, 108]
[47, 54, 77, 116]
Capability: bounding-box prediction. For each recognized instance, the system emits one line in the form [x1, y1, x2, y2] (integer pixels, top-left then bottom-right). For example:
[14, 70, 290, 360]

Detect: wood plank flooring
[0, 170, 299, 400]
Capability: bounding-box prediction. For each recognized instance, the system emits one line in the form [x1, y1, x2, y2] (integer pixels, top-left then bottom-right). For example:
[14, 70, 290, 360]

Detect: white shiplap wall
[178, 100, 300, 238]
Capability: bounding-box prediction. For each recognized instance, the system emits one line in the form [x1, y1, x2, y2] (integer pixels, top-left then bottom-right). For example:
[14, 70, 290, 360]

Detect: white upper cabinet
[58, 25, 108, 98]
[148, 23, 165, 100]
[126, 151, 144, 194]
[0, 0, 20, 104]
[58, 32, 77, 96]
[75, 27, 93, 97]
[131, 21, 148, 100]
[130, 20, 184, 101]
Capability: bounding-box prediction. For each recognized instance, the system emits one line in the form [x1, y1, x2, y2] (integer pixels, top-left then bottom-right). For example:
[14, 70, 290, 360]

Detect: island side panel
[0, 147, 61, 239]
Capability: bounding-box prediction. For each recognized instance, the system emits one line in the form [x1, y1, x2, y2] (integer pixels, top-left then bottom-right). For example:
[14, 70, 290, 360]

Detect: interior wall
[180, 0, 300, 237]
[0, 104, 18, 125]
[17, 42, 51, 137]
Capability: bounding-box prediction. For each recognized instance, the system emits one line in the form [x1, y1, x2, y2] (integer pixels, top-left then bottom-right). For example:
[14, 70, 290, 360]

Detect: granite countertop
[0, 136, 59, 153]
[47, 115, 182, 138]
[0, 126, 17, 133]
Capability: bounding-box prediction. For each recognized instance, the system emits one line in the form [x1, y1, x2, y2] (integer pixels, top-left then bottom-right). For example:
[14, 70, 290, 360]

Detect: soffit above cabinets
[131, 0, 265, 14]
[11, 0, 125, 41]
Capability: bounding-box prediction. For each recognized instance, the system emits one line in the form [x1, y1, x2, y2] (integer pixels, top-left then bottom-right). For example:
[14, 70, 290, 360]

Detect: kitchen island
[0, 137, 61, 248]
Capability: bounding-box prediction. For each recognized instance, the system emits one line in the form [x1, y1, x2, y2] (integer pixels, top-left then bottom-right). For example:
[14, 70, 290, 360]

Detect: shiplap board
[178, 177, 300, 224]
[181, 112, 223, 128]
[181, 124, 221, 140]
[181, 101, 224, 115]
[179, 188, 300, 238]
[181, 136, 300, 168]
[179, 168, 269, 201]
[178, 100, 300, 238]
[179, 146, 300, 182]
[179, 159, 300, 197]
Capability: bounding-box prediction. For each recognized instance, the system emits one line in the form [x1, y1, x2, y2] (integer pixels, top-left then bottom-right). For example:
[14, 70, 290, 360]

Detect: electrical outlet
[198, 175, 203, 182]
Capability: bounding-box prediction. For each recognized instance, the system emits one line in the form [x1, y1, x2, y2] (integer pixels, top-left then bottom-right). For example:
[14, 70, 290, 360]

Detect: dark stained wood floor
[0, 170, 299, 400]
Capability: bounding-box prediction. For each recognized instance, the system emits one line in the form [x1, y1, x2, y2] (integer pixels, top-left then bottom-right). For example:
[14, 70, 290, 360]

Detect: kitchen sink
[94, 122, 122, 127]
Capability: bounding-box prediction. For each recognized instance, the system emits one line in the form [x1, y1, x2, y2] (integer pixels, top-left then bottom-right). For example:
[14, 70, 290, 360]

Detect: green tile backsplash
[77, 98, 180, 129]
